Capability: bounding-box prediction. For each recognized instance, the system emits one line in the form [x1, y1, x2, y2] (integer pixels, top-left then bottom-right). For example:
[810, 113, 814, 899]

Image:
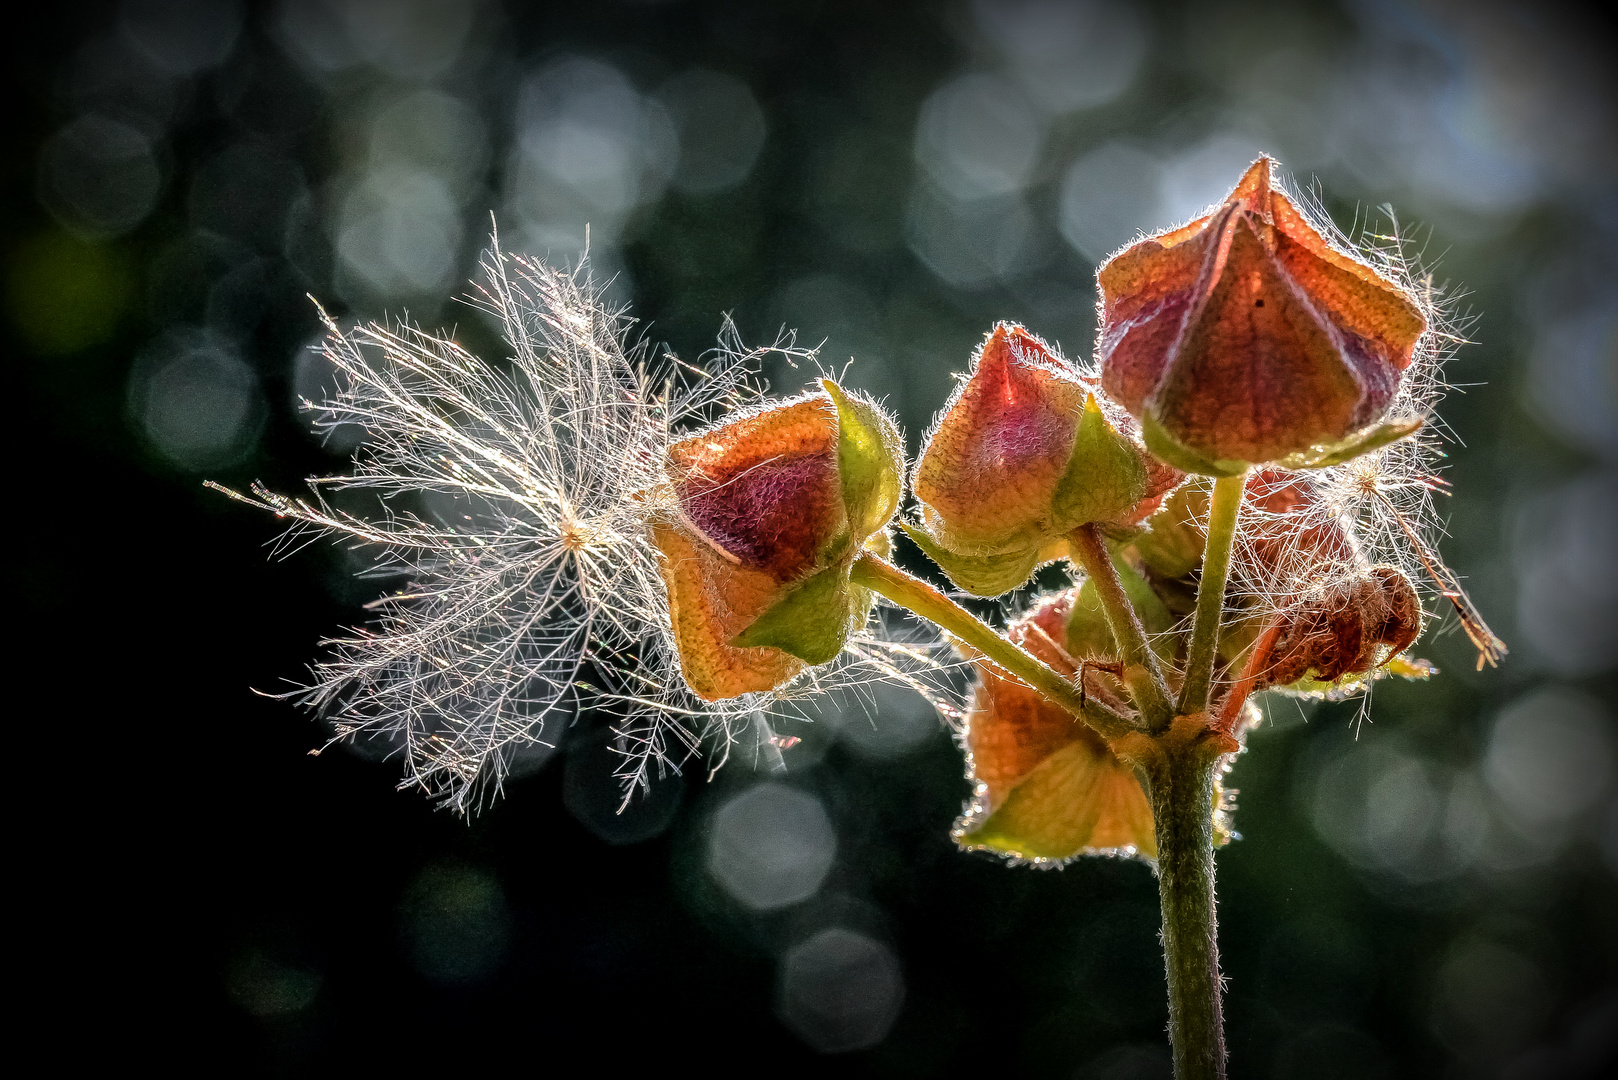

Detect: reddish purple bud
[1098, 157, 1427, 474]
[913, 324, 1179, 582]
[654, 385, 904, 700]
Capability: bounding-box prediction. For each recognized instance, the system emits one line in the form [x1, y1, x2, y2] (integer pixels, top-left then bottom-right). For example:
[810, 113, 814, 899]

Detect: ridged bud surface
[1099, 157, 1426, 474]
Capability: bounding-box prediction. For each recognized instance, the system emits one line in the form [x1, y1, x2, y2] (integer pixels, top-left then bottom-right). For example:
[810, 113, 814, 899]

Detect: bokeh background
[11, 0, 1617, 1075]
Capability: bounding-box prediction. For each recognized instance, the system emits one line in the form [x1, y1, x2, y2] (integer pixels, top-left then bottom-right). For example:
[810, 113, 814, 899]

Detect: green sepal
[1067, 552, 1175, 662]
[815, 528, 854, 567]
[900, 521, 1038, 597]
[730, 564, 855, 664]
[1271, 652, 1435, 698]
[1384, 654, 1436, 680]
[862, 526, 894, 560]
[959, 739, 1157, 862]
[1129, 480, 1210, 581]
[822, 379, 904, 539]
[1051, 394, 1149, 525]
[1142, 411, 1248, 477]
[1275, 417, 1424, 470]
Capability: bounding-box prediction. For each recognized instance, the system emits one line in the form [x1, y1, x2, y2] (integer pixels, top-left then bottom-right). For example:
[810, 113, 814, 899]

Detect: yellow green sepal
[1051, 394, 1150, 525]
[1143, 411, 1248, 477]
[900, 522, 1040, 597]
[822, 378, 904, 539]
[1067, 551, 1175, 662]
[730, 564, 864, 665]
[960, 738, 1159, 862]
[1130, 480, 1209, 581]
[1275, 416, 1424, 470]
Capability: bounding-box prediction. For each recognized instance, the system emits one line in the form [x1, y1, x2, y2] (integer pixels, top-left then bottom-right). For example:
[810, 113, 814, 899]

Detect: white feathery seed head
[212, 242, 959, 814]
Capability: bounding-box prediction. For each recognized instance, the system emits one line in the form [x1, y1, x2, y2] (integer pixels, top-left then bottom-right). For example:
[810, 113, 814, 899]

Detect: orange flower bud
[955, 591, 1157, 862]
[654, 381, 903, 701]
[651, 520, 811, 700]
[1098, 157, 1427, 475]
[911, 324, 1180, 594]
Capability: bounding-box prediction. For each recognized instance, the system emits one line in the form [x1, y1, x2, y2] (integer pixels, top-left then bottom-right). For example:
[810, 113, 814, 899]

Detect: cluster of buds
[925, 159, 1489, 863]
[228, 157, 1496, 840]
[219, 154, 1506, 1080]
[634, 156, 1494, 869]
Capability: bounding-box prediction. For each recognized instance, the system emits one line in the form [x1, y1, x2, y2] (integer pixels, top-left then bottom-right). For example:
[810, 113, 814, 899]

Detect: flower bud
[954, 591, 1158, 862]
[1066, 550, 1175, 666]
[1131, 480, 1210, 583]
[1261, 564, 1423, 689]
[911, 323, 1180, 594]
[1131, 469, 1399, 670]
[655, 381, 903, 701]
[1098, 157, 1428, 475]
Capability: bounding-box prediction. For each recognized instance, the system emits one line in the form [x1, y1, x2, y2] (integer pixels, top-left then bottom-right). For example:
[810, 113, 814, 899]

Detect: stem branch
[1178, 471, 1246, 716]
[1068, 523, 1176, 732]
[1214, 619, 1282, 737]
[850, 551, 1135, 740]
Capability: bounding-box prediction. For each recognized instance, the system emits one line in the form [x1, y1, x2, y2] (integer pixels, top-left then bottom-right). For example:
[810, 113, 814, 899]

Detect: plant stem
[1139, 744, 1226, 1080]
[1068, 523, 1176, 733]
[1178, 470, 1246, 716]
[850, 551, 1136, 741]
[1214, 620, 1282, 737]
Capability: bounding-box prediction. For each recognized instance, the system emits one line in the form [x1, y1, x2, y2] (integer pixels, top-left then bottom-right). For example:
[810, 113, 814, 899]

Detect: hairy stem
[1178, 470, 1247, 716]
[1068, 523, 1176, 733]
[850, 551, 1136, 740]
[1140, 745, 1226, 1080]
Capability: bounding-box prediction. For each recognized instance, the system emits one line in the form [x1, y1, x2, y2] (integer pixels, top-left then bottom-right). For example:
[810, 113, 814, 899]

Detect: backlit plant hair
[217, 158, 1502, 1080]
[212, 245, 956, 813]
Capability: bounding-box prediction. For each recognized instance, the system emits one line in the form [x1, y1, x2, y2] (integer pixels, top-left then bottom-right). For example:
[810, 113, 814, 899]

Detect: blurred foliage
[7, 229, 133, 354]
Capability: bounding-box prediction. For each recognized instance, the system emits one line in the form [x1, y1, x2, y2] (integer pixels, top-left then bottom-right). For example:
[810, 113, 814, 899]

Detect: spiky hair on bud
[212, 242, 959, 814]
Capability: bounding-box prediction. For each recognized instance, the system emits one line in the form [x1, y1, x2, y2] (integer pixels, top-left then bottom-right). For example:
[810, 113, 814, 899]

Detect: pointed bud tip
[1099, 155, 1428, 472]
[913, 325, 1160, 578]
